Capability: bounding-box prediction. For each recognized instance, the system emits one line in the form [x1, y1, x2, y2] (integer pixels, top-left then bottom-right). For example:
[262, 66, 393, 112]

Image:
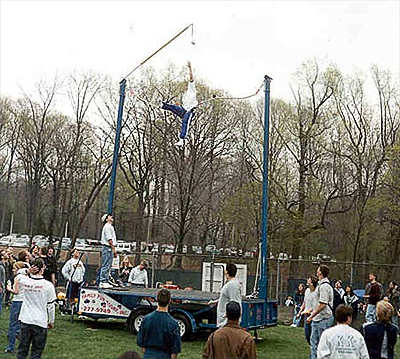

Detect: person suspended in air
[161, 61, 198, 146]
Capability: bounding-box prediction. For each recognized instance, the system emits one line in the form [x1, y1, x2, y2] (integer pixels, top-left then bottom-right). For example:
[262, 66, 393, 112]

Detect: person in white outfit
[317, 304, 369, 359]
[99, 214, 117, 289]
[17, 257, 57, 359]
[161, 61, 198, 146]
[62, 249, 86, 306]
[128, 260, 148, 287]
[209, 263, 242, 328]
[298, 276, 319, 345]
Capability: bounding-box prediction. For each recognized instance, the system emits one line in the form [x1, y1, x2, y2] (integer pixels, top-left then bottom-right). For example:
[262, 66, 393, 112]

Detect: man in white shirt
[161, 61, 198, 146]
[210, 263, 242, 327]
[62, 249, 86, 306]
[307, 265, 334, 359]
[17, 258, 56, 359]
[128, 260, 148, 287]
[99, 214, 117, 289]
[318, 304, 369, 359]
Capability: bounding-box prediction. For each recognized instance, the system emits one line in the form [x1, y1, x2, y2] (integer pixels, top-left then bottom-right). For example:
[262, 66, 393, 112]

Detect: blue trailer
[78, 286, 277, 340]
[77, 75, 278, 339]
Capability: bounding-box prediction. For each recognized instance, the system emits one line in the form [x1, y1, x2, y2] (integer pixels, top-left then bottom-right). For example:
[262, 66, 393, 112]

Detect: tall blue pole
[259, 75, 272, 300]
[107, 79, 127, 214]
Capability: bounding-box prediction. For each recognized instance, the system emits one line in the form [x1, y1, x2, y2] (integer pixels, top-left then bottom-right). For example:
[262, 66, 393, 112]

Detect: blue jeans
[310, 316, 333, 359]
[161, 103, 193, 139]
[304, 320, 312, 345]
[391, 314, 399, 333]
[7, 301, 23, 351]
[99, 246, 112, 283]
[365, 304, 376, 323]
[293, 305, 302, 327]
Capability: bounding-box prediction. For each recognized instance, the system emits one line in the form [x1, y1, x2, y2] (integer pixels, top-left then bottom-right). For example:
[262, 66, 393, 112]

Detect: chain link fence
[64, 250, 400, 306]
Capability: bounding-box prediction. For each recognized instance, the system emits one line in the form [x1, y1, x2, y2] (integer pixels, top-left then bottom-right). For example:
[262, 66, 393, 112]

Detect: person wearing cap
[137, 289, 181, 359]
[4, 261, 29, 353]
[203, 301, 257, 359]
[128, 260, 149, 288]
[99, 214, 117, 289]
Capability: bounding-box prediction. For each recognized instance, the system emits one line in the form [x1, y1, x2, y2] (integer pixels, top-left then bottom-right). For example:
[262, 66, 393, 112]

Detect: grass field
[0, 307, 398, 359]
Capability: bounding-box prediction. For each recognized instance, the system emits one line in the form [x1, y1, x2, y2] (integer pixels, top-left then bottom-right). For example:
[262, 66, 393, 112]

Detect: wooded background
[1, 59, 399, 276]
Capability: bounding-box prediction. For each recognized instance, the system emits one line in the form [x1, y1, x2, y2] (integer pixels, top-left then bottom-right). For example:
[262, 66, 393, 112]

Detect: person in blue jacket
[137, 289, 181, 359]
[362, 300, 398, 359]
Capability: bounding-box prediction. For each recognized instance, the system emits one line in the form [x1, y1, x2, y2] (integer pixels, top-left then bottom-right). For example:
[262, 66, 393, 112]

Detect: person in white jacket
[128, 260, 148, 288]
[317, 304, 369, 359]
[62, 249, 85, 305]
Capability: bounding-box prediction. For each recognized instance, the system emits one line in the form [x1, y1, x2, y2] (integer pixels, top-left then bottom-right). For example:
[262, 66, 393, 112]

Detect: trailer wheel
[128, 309, 151, 335]
[172, 313, 192, 341]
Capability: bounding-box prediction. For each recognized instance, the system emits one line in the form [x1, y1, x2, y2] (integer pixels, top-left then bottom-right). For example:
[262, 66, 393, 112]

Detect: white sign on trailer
[78, 288, 131, 318]
[202, 263, 247, 295]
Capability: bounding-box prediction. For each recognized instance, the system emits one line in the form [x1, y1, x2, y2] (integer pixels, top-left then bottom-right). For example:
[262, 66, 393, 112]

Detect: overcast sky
[1, 0, 399, 105]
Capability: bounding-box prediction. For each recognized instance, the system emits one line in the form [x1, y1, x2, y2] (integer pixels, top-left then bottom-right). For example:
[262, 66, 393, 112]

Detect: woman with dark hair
[29, 245, 40, 263]
[362, 300, 398, 359]
[297, 276, 318, 344]
[344, 285, 359, 320]
[291, 283, 306, 327]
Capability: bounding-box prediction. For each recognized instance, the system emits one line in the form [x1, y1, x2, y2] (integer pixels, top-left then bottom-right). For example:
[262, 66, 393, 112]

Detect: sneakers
[99, 282, 113, 289]
[290, 324, 297, 327]
[175, 139, 184, 147]
[4, 349, 14, 353]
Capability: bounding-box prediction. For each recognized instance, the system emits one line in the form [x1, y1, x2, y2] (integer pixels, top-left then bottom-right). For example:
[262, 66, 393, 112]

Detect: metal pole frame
[259, 75, 272, 301]
[107, 79, 127, 214]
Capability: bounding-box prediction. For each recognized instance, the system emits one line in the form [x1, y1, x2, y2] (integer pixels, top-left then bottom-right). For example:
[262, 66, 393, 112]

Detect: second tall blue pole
[259, 75, 272, 301]
[107, 78, 127, 214]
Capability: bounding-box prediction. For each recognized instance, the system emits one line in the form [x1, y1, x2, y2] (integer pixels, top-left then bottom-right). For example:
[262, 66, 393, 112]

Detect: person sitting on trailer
[209, 263, 242, 327]
[137, 289, 181, 359]
[128, 260, 149, 288]
[203, 301, 257, 359]
[61, 249, 85, 307]
[161, 61, 198, 147]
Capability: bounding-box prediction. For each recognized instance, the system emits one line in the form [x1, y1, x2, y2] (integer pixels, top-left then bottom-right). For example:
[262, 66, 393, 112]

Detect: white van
[116, 241, 132, 254]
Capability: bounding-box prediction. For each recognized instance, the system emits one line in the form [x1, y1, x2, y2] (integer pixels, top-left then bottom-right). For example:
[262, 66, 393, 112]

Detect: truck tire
[127, 308, 151, 335]
[172, 312, 192, 341]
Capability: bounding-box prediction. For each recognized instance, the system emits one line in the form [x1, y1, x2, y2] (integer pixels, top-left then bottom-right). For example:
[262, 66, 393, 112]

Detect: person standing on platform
[99, 214, 117, 289]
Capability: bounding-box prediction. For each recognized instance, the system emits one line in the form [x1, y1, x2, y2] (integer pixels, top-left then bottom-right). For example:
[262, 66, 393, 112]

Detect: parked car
[192, 246, 202, 254]
[61, 237, 72, 250]
[116, 241, 132, 254]
[11, 238, 29, 248]
[75, 238, 89, 251]
[32, 235, 45, 245]
[0, 235, 13, 246]
[36, 239, 50, 248]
